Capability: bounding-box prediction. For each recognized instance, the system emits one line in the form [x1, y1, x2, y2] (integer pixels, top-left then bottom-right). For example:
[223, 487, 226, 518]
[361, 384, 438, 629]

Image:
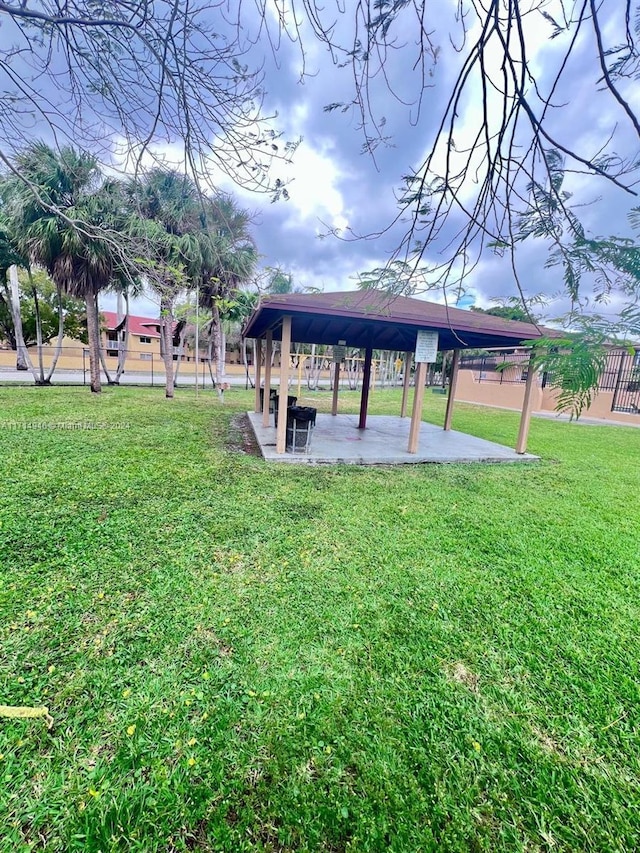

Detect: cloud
[94, 1, 639, 324]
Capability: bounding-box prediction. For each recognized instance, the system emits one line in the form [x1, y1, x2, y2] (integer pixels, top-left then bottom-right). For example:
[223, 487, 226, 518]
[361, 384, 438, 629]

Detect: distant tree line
[0, 143, 257, 395]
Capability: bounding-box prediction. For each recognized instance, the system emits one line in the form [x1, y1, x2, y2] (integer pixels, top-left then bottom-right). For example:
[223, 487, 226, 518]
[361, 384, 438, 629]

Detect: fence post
[151, 353, 154, 387]
[82, 349, 87, 386]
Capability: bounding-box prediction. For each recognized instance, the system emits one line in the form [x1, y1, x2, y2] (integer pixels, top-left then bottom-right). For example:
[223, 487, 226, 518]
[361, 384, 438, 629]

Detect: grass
[0, 384, 639, 852]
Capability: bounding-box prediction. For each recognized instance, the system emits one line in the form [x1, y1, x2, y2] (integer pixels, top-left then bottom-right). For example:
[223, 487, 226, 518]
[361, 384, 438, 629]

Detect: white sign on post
[415, 330, 439, 363]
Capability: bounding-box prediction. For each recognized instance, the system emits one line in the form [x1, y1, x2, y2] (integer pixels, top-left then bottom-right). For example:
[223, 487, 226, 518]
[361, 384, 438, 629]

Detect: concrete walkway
[247, 412, 539, 465]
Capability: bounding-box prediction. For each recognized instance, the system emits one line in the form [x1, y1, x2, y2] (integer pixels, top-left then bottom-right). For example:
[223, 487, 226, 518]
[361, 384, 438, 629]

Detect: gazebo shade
[243, 289, 544, 351]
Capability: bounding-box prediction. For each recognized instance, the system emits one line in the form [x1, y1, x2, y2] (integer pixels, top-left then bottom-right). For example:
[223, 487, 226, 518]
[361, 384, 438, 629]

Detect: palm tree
[128, 171, 256, 397]
[127, 169, 203, 398]
[0, 196, 33, 373]
[3, 143, 128, 392]
[197, 194, 257, 388]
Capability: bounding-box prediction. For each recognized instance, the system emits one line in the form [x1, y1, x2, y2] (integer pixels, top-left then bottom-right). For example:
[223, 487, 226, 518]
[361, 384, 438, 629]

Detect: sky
[1, 1, 638, 326]
[200, 0, 639, 327]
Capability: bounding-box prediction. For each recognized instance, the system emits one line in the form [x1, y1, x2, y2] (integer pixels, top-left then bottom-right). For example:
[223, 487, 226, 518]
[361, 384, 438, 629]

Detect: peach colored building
[0, 311, 251, 377]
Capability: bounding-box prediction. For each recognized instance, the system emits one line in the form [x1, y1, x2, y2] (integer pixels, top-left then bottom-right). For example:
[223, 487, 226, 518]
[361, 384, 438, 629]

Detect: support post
[358, 346, 373, 429]
[443, 349, 461, 431]
[515, 353, 537, 454]
[254, 338, 262, 413]
[262, 331, 273, 427]
[331, 362, 341, 416]
[400, 351, 412, 418]
[408, 361, 428, 453]
[276, 316, 292, 454]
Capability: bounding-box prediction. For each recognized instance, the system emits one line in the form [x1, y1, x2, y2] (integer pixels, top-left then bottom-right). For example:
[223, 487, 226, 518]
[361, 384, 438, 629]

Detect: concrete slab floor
[246, 412, 539, 465]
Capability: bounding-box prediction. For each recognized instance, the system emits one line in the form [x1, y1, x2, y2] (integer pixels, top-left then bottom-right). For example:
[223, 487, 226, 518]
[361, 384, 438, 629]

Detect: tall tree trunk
[307, 343, 323, 390]
[29, 271, 46, 385]
[160, 296, 175, 398]
[252, 338, 260, 390]
[207, 334, 216, 388]
[209, 305, 226, 400]
[8, 266, 33, 374]
[219, 325, 226, 380]
[115, 291, 130, 383]
[45, 283, 65, 383]
[211, 304, 225, 393]
[98, 337, 114, 384]
[173, 326, 187, 383]
[85, 290, 102, 393]
[91, 293, 114, 384]
[242, 337, 254, 389]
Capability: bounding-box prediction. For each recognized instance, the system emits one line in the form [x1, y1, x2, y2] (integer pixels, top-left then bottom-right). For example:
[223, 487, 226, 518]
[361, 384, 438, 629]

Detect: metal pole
[151, 353, 154, 387]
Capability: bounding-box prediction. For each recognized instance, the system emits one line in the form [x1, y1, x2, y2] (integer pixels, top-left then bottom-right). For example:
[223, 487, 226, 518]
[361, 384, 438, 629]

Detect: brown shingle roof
[243, 289, 548, 352]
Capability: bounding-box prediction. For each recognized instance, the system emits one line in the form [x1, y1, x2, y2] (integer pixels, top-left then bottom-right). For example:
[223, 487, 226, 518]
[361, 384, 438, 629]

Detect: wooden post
[407, 361, 428, 453]
[443, 349, 461, 431]
[254, 338, 262, 413]
[400, 351, 412, 418]
[516, 353, 537, 454]
[262, 331, 273, 427]
[276, 316, 292, 454]
[358, 347, 373, 429]
[331, 361, 341, 416]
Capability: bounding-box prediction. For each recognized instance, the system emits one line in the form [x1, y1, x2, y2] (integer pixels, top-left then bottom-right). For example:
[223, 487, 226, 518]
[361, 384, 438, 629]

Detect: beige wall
[456, 368, 640, 424]
[540, 386, 640, 425]
[456, 370, 543, 411]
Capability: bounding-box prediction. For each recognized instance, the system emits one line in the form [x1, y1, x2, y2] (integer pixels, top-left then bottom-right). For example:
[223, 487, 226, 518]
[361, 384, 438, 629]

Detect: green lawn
[1, 385, 639, 852]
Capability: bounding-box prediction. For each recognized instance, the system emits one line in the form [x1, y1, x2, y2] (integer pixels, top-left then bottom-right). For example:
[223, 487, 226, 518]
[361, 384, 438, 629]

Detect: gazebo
[242, 289, 545, 459]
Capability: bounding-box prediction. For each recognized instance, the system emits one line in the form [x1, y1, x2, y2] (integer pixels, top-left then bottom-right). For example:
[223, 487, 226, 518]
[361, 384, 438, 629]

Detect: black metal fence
[459, 352, 531, 384]
[610, 351, 640, 414]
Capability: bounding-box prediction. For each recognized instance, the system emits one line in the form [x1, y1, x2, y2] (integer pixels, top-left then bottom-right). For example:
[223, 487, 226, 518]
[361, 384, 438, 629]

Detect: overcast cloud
[202, 0, 638, 328]
[1, 1, 634, 324]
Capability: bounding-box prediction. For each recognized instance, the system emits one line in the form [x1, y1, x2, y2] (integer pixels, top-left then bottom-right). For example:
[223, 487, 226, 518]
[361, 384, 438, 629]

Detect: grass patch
[1, 385, 639, 852]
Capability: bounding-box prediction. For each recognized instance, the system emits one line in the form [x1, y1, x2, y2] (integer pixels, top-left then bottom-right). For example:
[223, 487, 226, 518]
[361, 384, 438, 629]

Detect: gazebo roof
[243, 289, 545, 351]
